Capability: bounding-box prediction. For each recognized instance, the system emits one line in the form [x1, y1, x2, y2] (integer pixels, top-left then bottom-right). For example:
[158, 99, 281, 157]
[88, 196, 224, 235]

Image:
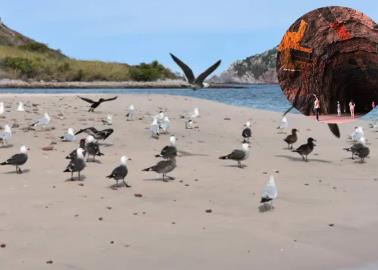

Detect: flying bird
[242, 121, 252, 143]
[78, 96, 117, 112]
[64, 148, 86, 180]
[106, 155, 131, 188]
[283, 128, 298, 149]
[260, 175, 278, 207]
[30, 112, 51, 128]
[170, 53, 221, 90]
[219, 143, 250, 168]
[1, 145, 29, 174]
[60, 128, 76, 142]
[0, 124, 12, 145]
[155, 136, 177, 159]
[142, 157, 176, 182]
[292, 137, 316, 161]
[75, 127, 114, 141]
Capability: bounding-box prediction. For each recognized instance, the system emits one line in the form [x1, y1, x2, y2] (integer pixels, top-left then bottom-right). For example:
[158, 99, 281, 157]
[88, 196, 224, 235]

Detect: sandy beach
[0, 94, 377, 270]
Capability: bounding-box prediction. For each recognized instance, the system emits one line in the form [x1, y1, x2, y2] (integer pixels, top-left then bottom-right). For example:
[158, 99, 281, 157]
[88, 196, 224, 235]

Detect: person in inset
[349, 99, 355, 118]
[337, 101, 341, 117]
[372, 101, 376, 110]
[313, 94, 320, 121]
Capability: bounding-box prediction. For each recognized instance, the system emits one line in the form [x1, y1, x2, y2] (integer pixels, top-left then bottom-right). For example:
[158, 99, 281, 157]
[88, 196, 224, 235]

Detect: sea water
[0, 85, 377, 121]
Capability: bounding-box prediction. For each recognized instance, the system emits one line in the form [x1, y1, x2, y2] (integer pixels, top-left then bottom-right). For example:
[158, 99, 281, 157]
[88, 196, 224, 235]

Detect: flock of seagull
[0, 96, 376, 209]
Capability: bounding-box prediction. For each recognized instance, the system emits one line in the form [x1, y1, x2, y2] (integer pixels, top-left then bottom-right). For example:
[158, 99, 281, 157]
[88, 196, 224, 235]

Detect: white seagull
[260, 175, 278, 207]
[126, 104, 135, 121]
[350, 126, 364, 142]
[0, 102, 4, 115]
[60, 128, 76, 142]
[17, 101, 25, 112]
[102, 114, 113, 125]
[277, 116, 289, 130]
[30, 112, 51, 128]
[0, 124, 12, 145]
[150, 118, 160, 139]
[160, 116, 170, 133]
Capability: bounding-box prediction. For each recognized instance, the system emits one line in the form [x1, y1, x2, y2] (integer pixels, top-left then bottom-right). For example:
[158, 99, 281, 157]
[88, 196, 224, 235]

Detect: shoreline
[0, 79, 255, 89]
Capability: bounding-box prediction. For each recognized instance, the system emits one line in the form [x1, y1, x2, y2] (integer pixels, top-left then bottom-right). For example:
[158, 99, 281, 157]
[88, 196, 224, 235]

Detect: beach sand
[0, 94, 377, 270]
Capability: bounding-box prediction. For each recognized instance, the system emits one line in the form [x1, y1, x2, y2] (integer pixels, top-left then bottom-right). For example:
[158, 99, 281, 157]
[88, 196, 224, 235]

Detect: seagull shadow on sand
[98, 142, 113, 147]
[3, 169, 30, 174]
[275, 154, 332, 164]
[108, 183, 131, 190]
[143, 177, 175, 182]
[65, 175, 86, 182]
[259, 204, 274, 213]
[222, 164, 248, 169]
[178, 150, 209, 157]
[86, 159, 102, 164]
[0, 144, 14, 149]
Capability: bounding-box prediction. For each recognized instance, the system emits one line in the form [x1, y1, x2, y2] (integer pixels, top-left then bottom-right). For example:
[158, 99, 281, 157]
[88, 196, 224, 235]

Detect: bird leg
[71, 172, 74, 181]
[162, 174, 168, 182]
[123, 179, 131, 188]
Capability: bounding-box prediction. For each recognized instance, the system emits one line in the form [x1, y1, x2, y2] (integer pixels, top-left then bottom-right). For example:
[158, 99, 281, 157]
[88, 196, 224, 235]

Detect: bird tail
[343, 148, 351, 152]
[219, 155, 228, 160]
[106, 174, 113, 179]
[97, 152, 104, 156]
[63, 168, 70, 172]
[142, 167, 153, 172]
[74, 129, 85, 135]
[260, 197, 272, 203]
[154, 154, 162, 158]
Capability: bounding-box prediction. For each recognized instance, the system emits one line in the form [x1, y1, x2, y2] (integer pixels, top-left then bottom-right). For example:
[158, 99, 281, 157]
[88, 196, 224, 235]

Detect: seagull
[17, 101, 25, 112]
[154, 111, 165, 124]
[283, 128, 298, 149]
[106, 155, 132, 188]
[1, 145, 29, 174]
[219, 143, 250, 168]
[66, 139, 86, 159]
[75, 127, 114, 141]
[0, 124, 12, 145]
[155, 136, 177, 159]
[142, 157, 176, 182]
[0, 102, 4, 115]
[170, 53, 221, 90]
[185, 119, 194, 129]
[30, 112, 51, 128]
[242, 121, 252, 143]
[292, 137, 316, 161]
[63, 148, 86, 180]
[85, 135, 104, 162]
[78, 96, 118, 112]
[126, 104, 135, 121]
[150, 118, 160, 139]
[189, 107, 200, 120]
[60, 128, 76, 142]
[344, 143, 370, 162]
[350, 126, 364, 142]
[102, 114, 113, 125]
[277, 116, 289, 130]
[160, 116, 170, 134]
[260, 175, 278, 208]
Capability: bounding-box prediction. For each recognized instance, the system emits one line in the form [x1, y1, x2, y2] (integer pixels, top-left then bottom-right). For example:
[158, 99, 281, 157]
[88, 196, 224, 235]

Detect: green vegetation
[0, 23, 176, 82]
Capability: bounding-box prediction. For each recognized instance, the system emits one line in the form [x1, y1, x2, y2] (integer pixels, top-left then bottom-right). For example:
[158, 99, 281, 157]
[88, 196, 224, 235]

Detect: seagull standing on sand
[30, 112, 51, 128]
[219, 143, 250, 168]
[160, 116, 170, 134]
[106, 155, 131, 188]
[64, 148, 86, 180]
[350, 126, 365, 142]
[66, 139, 86, 160]
[0, 124, 12, 145]
[78, 96, 118, 112]
[283, 128, 298, 149]
[60, 128, 76, 142]
[17, 101, 24, 112]
[242, 121, 252, 143]
[190, 107, 200, 120]
[185, 119, 194, 129]
[85, 135, 104, 162]
[102, 114, 113, 125]
[344, 142, 370, 162]
[151, 118, 160, 139]
[0, 102, 4, 115]
[260, 175, 278, 207]
[277, 116, 289, 130]
[292, 137, 316, 161]
[170, 53, 221, 90]
[126, 104, 135, 121]
[142, 156, 177, 182]
[1, 145, 29, 174]
[155, 136, 177, 159]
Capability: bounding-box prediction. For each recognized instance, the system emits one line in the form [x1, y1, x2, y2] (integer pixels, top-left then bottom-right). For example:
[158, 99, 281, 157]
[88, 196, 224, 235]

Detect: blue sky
[1, 0, 377, 74]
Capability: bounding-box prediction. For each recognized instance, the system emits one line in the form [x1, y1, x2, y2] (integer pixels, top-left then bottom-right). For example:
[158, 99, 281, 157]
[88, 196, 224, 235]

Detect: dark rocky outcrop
[277, 6, 378, 116]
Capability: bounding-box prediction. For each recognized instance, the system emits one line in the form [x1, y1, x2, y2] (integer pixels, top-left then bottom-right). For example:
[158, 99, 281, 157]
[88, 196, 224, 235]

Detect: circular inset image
[277, 6, 378, 123]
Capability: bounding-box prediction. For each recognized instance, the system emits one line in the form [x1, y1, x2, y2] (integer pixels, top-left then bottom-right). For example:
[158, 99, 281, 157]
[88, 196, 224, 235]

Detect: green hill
[0, 21, 176, 82]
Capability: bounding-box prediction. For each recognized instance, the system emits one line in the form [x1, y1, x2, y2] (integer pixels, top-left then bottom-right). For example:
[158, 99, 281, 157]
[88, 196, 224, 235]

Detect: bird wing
[6, 153, 27, 165]
[262, 184, 277, 199]
[102, 96, 118, 102]
[78, 96, 96, 104]
[283, 105, 295, 117]
[195, 60, 221, 85]
[228, 149, 245, 160]
[328, 123, 340, 138]
[99, 129, 114, 140]
[75, 127, 98, 136]
[170, 53, 195, 83]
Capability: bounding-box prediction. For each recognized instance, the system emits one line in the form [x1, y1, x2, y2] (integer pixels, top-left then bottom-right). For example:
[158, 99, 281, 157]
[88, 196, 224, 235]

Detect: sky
[1, 0, 377, 74]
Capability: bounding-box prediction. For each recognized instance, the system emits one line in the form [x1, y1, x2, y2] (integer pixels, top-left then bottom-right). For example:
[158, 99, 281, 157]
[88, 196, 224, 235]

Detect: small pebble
[98, 217, 103, 221]
[205, 209, 212, 213]
[328, 223, 335, 227]
[46, 260, 53, 264]
[134, 193, 143, 198]
[0, 243, 6, 248]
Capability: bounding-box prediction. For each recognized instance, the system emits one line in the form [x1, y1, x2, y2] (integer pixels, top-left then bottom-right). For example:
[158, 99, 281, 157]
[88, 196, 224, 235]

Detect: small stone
[263, 172, 268, 174]
[78, 183, 84, 187]
[275, 170, 279, 173]
[110, 241, 114, 244]
[52, 186, 56, 189]
[133, 212, 138, 215]
[46, 260, 53, 264]
[205, 209, 212, 213]
[172, 222, 176, 224]
[42, 146, 54, 151]
[224, 117, 231, 120]
[98, 217, 103, 221]
[328, 223, 335, 227]
[134, 193, 143, 198]
[106, 206, 112, 210]
[74, 214, 79, 218]
[304, 183, 309, 186]
[0, 243, 6, 248]
[184, 184, 190, 187]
